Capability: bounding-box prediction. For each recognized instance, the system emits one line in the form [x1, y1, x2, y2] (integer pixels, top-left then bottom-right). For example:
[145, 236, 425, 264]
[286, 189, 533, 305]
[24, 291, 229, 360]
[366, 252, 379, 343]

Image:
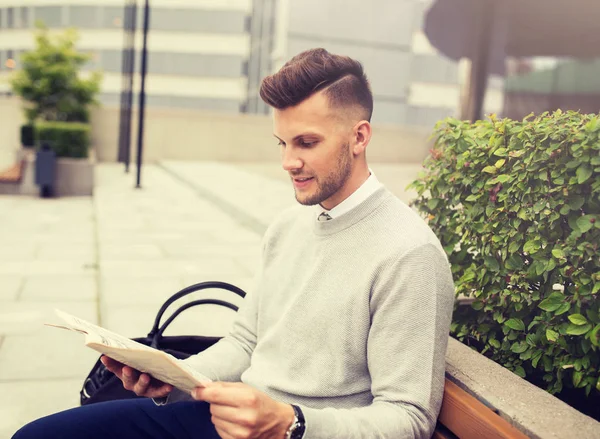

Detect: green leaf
[484, 255, 499, 271]
[577, 215, 596, 233]
[505, 318, 525, 331]
[482, 166, 497, 174]
[573, 370, 583, 388]
[569, 195, 585, 210]
[590, 325, 600, 347]
[496, 174, 511, 183]
[539, 293, 564, 312]
[489, 339, 501, 349]
[493, 147, 508, 156]
[577, 165, 593, 184]
[495, 159, 506, 168]
[555, 302, 571, 316]
[560, 204, 571, 215]
[568, 314, 588, 326]
[566, 323, 592, 336]
[546, 329, 559, 342]
[427, 198, 441, 210]
[551, 249, 565, 259]
[471, 300, 484, 310]
[591, 156, 600, 166]
[523, 240, 540, 254]
[511, 341, 528, 353]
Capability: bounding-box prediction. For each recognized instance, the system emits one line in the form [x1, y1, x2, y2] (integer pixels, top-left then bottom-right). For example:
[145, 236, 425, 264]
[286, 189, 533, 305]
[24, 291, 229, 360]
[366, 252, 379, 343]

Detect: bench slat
[0, 160, 25, 184]
[438, 379, 529, 439]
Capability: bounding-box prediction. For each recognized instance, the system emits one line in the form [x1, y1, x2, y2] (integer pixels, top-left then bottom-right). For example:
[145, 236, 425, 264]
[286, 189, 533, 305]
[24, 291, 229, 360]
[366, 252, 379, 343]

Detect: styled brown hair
[259, 48, 373, 121]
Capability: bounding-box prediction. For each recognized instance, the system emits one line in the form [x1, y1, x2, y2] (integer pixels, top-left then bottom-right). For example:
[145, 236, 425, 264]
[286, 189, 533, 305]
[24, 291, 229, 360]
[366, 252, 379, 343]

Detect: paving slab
[0, 276, 23, 301]
[0, 379, 83, 439]
[20, 274, 96, 301]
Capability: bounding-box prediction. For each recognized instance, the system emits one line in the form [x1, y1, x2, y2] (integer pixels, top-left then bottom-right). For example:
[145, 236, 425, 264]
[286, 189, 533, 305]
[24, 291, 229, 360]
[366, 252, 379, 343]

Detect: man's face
[273, 91, 356, 209]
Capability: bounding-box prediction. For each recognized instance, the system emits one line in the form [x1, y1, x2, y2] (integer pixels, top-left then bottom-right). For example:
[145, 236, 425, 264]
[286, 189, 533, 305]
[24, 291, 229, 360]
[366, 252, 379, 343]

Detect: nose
[281, 147, 303, 172]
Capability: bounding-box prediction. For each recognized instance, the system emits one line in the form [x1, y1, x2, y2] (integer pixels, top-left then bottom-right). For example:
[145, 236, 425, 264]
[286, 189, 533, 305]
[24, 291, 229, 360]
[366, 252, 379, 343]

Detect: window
[21, 7, 29, 28]
[7, 7, 14, 28]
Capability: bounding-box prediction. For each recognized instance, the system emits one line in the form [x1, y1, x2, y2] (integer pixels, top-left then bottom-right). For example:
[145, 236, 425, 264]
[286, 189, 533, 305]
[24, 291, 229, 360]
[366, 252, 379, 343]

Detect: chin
[295, 192, 321, 206]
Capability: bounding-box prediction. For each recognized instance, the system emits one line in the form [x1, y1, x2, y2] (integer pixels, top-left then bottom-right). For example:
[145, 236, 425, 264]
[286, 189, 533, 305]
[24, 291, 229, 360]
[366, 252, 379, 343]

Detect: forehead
[273, 91, 337, 138]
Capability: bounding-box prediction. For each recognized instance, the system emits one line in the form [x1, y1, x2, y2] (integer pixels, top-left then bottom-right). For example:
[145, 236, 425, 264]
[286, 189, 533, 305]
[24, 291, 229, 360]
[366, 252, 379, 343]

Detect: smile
[293, 177, 314, 188]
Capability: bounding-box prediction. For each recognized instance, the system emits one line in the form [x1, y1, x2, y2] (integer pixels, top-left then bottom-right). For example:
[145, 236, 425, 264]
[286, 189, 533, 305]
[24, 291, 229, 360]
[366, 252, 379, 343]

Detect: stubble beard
[293, 143, 353, 206]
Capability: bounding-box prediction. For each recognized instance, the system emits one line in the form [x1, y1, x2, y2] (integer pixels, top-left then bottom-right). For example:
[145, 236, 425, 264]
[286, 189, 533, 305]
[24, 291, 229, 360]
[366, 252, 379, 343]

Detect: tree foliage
[10, 23, 102, 123]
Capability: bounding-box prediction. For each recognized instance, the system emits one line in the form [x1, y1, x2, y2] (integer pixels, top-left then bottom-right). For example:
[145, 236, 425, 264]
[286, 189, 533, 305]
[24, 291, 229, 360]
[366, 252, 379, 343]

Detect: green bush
[36, 122, 90, 158]
[21, 124, 35, 147]
[408, 110, 600, 398]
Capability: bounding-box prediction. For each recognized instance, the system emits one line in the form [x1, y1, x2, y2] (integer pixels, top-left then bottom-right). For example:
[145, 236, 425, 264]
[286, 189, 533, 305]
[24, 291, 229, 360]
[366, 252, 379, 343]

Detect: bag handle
[147, 281, 247, 345]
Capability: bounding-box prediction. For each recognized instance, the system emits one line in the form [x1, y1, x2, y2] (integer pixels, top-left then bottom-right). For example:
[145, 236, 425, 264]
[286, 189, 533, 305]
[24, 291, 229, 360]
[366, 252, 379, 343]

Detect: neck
[320, 164, 370, 210]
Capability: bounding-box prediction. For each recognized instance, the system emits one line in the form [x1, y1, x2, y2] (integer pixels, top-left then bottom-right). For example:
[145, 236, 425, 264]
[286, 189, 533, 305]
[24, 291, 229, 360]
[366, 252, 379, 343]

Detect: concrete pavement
[0, 161, 421, 437]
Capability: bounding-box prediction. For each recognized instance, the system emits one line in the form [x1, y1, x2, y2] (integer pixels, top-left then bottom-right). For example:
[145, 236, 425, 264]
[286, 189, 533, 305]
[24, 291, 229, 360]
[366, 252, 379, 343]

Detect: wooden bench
[0, 159, 26, 184]
[434, 378, 529, 439]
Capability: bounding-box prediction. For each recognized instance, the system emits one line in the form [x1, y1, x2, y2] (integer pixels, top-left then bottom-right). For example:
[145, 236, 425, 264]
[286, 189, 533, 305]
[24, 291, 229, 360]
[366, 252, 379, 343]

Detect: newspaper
[46, 309, 211, 394]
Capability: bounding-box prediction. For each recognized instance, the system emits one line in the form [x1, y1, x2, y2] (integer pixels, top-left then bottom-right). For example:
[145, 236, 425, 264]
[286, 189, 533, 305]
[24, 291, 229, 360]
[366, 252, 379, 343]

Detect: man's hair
[259, 48, 373, 121]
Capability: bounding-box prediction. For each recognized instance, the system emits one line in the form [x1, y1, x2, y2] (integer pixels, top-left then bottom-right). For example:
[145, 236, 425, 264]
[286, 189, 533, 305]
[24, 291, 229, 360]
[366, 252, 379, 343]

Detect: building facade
[0, 0, 252, 112]
[246, 0, 503, 127]
[0, 0, 502, 128]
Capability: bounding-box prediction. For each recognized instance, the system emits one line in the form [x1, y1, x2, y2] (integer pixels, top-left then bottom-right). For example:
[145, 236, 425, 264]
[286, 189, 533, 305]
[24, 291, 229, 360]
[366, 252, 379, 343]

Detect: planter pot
[20, 148, 95, 196]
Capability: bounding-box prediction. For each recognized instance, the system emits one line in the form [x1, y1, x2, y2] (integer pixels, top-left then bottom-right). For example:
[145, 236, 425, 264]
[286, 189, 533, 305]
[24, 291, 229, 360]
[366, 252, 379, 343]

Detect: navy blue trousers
[12, 398, 221, 439]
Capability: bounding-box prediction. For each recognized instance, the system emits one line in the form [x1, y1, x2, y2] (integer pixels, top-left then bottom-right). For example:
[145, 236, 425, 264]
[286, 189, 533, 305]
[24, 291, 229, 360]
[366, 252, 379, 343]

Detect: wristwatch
[285, 404, 306, 439]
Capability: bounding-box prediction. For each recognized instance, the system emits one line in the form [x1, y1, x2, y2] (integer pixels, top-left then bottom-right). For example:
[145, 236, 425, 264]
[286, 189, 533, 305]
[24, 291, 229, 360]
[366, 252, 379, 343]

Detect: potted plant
[9, 22, 102, 196]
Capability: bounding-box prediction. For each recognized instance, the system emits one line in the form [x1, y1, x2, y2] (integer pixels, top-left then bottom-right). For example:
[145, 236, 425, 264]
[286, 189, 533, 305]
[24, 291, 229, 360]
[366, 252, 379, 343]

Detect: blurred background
[1, 0, 599, 169]
[1, 0, 600, 436]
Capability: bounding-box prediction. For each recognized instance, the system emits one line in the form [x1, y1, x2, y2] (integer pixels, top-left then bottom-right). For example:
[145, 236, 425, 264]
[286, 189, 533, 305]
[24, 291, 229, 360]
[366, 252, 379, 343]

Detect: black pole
[117, 0, 137, 171]
[124, 1, 138, 173]
[135, 0, 150, 188]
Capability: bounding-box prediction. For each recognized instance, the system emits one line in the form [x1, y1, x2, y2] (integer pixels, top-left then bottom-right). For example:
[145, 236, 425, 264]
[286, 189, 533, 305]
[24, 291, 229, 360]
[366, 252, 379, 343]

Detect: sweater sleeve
[300, 243, 455, 439]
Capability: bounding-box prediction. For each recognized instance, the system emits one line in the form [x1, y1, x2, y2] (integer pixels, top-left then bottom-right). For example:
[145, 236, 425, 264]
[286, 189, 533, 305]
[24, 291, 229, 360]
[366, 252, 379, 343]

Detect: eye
[300, 141, 316, 148]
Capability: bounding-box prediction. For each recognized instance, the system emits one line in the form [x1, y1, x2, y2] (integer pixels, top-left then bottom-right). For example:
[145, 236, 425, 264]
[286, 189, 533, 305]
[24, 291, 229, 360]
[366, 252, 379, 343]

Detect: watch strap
[289, 404, 306, 439]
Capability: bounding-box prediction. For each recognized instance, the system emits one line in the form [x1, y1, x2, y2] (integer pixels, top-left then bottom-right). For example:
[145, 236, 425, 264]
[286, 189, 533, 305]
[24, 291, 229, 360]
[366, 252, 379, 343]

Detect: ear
[352, 120, 372, 156]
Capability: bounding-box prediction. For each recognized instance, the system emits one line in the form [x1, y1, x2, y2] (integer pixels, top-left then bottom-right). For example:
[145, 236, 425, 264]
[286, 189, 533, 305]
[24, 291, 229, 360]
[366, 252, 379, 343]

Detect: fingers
[144, 382, 173, 399]
[193, 383, 257, 408]
[100, 356, 173, 397]
[100, 356, 124, 380]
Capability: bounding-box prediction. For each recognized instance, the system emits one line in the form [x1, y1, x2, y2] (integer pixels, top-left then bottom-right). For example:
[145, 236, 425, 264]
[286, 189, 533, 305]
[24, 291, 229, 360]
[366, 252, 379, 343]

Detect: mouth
[292, 176, 314, 189]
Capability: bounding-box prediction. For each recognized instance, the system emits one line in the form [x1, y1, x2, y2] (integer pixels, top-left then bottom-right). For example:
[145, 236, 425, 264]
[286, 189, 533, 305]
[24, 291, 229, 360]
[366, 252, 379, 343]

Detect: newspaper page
[46, 309, 212, 394]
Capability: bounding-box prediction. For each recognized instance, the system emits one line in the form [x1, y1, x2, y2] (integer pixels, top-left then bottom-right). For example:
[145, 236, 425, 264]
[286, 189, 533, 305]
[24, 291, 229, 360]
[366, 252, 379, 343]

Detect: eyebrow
[273, 133, 322, 143]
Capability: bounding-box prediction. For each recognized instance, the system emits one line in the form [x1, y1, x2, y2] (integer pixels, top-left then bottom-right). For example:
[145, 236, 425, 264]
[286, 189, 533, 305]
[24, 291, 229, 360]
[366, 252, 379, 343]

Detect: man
[13, 48, 454, 439]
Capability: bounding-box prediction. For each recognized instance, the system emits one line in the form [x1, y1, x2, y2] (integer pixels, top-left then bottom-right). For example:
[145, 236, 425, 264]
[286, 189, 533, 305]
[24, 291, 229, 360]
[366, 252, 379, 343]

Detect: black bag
[80, 281, 247, 406]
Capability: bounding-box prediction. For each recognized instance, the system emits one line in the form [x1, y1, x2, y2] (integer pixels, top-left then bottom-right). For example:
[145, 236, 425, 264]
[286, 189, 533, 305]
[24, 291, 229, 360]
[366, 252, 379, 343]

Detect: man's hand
[100, 355, 173, 399]
[192, 382, 295, 439]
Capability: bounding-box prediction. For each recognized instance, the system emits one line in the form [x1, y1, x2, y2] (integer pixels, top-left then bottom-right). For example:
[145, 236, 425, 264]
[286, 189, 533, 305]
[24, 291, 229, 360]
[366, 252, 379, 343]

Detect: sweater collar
[313, 186, 391, 236]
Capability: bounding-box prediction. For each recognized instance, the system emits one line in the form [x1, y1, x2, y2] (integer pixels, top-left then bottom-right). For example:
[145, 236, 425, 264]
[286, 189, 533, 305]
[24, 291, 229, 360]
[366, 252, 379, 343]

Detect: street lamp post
[135, 0, 150, 188]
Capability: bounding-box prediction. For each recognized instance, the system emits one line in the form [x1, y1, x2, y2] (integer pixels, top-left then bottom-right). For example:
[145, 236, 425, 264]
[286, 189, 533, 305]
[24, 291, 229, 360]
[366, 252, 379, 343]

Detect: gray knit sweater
[182, 187, 455, 438]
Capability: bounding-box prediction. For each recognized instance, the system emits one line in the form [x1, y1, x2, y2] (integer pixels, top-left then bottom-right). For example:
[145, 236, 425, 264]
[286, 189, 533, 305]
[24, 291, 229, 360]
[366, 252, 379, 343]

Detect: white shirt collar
[316, 169, 382, 221]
